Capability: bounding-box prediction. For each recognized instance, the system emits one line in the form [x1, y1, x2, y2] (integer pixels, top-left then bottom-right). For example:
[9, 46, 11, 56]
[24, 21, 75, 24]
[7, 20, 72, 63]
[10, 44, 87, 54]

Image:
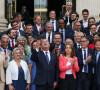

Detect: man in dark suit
[79, 9, 89, 30]
[59, 1, 72, 26]
[76, 36, 95, 90]
[11, 20, 26, 38]
[91, 39, 100, 90]
[7, 28, 17, 51]
[41, 21, 54, 44]
[31, 39, 59, 90]
[33, 15, 44, 38]
[44, 10, 58, 32]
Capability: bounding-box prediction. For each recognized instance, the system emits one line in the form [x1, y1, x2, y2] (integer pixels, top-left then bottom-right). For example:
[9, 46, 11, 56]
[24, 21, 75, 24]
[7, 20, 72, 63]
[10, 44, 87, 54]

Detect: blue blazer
[31, 50, 59, 85]
[76, 48, 95, 79]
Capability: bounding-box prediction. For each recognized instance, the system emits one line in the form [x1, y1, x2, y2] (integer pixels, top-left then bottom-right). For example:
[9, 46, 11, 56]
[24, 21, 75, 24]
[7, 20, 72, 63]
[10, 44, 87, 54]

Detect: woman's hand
[71, 59, 75, 67]
[26, 83, 30, 90]
[8, 84, 15, 90]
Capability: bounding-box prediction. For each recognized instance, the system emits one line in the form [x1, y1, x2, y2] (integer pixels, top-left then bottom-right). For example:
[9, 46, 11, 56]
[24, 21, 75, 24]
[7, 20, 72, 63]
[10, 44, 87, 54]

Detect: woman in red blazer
[59, 44, 79, 90]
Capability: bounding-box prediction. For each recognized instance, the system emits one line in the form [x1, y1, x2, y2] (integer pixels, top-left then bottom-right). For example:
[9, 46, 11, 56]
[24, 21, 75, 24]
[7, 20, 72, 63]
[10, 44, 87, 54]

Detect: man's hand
[53, 82, 57, 88]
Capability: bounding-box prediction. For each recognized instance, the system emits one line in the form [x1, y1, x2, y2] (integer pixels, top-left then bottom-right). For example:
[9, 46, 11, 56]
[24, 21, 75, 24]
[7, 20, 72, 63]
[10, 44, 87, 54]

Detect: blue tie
[45, 52, 49, 64]
[84, 50, 87, 72]
[52, 21, 54, 32]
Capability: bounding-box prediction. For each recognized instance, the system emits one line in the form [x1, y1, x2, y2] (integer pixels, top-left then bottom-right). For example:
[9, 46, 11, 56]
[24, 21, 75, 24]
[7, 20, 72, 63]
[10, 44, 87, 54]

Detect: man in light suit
[31, 39, 59, 90]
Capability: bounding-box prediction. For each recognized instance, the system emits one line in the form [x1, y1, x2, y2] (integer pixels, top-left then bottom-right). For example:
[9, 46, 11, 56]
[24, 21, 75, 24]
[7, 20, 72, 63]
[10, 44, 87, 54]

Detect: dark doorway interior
[17, 0, 34, 24]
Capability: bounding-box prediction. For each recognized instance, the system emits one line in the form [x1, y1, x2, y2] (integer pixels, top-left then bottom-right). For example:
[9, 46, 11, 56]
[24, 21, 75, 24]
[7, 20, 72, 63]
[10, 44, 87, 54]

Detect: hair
[81, 36, 89, 41]
[34, 15, 42, 21]
[26, 24, 33, 29]
[88, 17, 96, 22]
[7, 28, 17, 34]
[65, 38, 73, 44]
[17, 36, 27, 46]
[90, 24, 97, 28]
[12, 47, 23, 56]
[11, 20, 18, 27]
[31, 40, 37, 53]
[49, 10, 56, 15]
[94, 39, 100, 45]
[66, 1, 72, 6]
[54, 32, 62, 39]
[45, 21, 53, 27]
[93, 32, 100, 37]
[63, 44, 76, 58]
[74, 21, 81, 26]
[13, 12, 21, 19]
[71, 12, 79, 19]
[82, 9, 89, 14]
[1, 37, 9, 42]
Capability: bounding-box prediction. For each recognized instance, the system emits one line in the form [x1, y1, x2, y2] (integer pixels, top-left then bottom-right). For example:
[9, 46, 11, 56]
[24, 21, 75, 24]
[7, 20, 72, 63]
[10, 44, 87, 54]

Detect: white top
[50, 20, 56, 32]
[83, 20, 88, 28]
[66, 62, 72, 74]
[9, 39, 16, 47]
[46, 32, 53, 43]
[36, 24, 41, 32]
[82, 48, 88, 72]
[6, 60, 30, 84]
[43, 50, 51, 61]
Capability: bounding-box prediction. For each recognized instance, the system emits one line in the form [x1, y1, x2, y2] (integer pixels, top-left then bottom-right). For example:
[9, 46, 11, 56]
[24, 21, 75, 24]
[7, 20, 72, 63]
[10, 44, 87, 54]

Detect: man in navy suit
[31, 39, 59, 90]
[76, 36, 95, 90]
[41, 21, 54, 44]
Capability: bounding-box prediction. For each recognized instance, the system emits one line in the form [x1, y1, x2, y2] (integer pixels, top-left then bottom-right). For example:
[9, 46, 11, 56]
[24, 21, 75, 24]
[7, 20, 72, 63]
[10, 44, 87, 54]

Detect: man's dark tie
[84, 50, 87, 72]
[78, 45, 80, 48]
[61, 30, 63, 41]
[52, 21, 54, 32]
[11, 40, 14, 48]
[45, 52, 49, 64]
[48, 34, 50, 43]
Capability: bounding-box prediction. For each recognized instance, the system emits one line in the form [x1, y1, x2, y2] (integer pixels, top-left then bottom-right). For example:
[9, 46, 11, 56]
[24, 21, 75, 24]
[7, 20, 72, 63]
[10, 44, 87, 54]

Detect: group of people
[0, 1, 100, 90]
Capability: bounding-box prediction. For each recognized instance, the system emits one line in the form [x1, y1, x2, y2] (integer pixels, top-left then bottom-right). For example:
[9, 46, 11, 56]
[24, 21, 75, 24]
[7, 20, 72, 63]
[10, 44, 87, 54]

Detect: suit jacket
[59, 55, 79, 79]
[59, 10, 72, 25]
[33, 24, 44, 38]
[79, 20, 88, 30]
[31, 50, 59, 85]
[0, 52, 8, 82]
[76, 48, 95, 79]
[88, 35, 93, 44]
[94, 51, 100, 85]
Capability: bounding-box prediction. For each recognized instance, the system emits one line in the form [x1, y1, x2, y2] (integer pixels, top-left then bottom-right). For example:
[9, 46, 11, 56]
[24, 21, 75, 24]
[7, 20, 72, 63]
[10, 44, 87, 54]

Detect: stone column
[0, 0, 8, 31]
[76, 0, 100, 21]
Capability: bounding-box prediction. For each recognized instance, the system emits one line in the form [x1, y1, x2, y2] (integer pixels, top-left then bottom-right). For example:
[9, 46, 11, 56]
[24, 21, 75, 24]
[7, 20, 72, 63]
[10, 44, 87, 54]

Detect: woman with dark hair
[28, 40, 37, 90]
[59, 44, 79, 90]
[88, 32, 100, 50]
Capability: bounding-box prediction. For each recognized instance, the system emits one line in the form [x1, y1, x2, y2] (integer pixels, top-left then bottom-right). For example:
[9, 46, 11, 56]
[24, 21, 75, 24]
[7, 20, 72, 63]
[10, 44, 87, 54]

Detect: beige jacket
[0, 52, 8, 82]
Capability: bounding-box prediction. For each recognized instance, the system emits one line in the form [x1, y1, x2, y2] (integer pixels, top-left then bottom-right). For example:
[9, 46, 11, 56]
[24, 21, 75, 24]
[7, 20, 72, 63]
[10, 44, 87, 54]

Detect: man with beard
[7, 28, 17, 51]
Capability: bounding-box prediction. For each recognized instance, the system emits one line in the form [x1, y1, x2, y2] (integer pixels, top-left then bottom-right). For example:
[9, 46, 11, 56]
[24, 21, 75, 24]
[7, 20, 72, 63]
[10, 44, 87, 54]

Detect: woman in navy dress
[6, 47, 30, 90]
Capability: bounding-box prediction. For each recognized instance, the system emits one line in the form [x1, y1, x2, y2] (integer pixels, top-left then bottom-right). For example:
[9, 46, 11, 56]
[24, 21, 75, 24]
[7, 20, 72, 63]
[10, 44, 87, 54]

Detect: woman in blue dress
[28, 40, 37, 90]
[6, 47, 30, 90]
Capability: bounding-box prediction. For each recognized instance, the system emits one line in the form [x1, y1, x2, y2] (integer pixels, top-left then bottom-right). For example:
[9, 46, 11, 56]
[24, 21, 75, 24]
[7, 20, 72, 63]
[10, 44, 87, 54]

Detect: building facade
[0, 0, 100, 31]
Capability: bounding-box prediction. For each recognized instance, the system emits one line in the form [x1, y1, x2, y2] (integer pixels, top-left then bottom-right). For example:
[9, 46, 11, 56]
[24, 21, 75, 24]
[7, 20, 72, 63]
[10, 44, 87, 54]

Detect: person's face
[65, 45, 72, 55]
[66, 2, 72, 11]
[74, 22, 81, 32]
[35, 16, 42, 25]
[95, 41, 100, 51]
[9, 30, 17, 39]
[58, 20, 65, 29]
[93, 35, 99, 41]
[89, 19, 96, 26]
[71, 14, 77, 21]
[82, 12, 89, 20]
[17, 15, 22, 22]
[49, 11, 56, 19]
[53, 35, 62, 45]
[77, 33, 84, 43]
[2, 35, 9, 41]
[12, 22, 19, 29]
[28, 36, 34, 44]
[0, 40, 1, 46]
[26, 26, 33, 34]
[74, 34, 78, 42]
[90, 25, 97, 34]
[65, 39, 73, 46]
[18, 38, 25, 46]
[41, 39, 50, 50]
[32, 42, 37, 49]
[80, 38, 89, 49]
[45, 24, 53, 34]
[1, 39, 9, 49]
[14, 50, 21, 59]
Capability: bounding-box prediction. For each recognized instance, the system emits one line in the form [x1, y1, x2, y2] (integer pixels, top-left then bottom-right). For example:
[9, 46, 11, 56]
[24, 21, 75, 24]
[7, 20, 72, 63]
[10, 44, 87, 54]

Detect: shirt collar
[82, 48, 88, 51]
[83, 20, 88, 23]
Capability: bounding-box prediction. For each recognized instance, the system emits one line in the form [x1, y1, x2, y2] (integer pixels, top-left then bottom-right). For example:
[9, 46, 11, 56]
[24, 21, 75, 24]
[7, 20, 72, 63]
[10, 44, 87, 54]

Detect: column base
[0, 19, 8, 32]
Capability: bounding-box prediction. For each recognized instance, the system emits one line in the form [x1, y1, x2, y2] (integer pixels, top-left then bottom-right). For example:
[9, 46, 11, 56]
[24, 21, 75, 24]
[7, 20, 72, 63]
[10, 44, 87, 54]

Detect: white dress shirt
[36, 24, 42, 32]
[59, 28, 65, 43]
[9, 39, 16, 47]
[50, 20, 56, 32]
[43, 50, 51, 62]
[46, 32, 53, 43]
[83, 20, 88, 28]
[82, 48, 88, 73]
[6, 60, 30, 84]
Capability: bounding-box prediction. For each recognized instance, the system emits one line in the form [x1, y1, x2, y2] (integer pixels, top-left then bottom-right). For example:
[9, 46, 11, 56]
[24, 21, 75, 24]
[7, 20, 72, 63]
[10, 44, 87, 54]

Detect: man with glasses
[76, 36, 95, 90]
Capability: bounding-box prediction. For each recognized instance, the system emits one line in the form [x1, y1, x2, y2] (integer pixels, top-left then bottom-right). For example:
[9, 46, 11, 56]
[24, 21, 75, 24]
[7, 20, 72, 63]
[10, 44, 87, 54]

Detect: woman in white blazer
[0, 51, 10, 90]
[6, 47, 30, 90]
